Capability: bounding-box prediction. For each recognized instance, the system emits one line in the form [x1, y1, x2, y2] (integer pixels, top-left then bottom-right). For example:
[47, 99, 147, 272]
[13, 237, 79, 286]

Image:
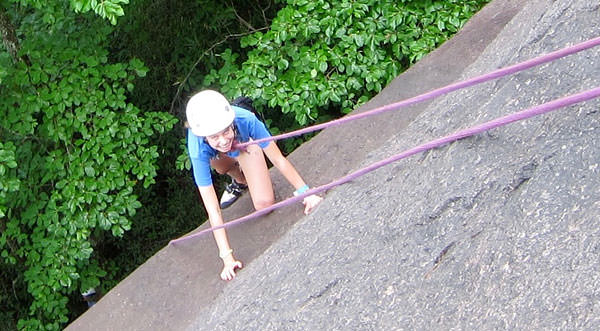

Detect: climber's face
[206, 125, 235, 153]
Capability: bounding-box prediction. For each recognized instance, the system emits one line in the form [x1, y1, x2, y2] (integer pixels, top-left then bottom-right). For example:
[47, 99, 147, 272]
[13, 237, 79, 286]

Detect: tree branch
[0, 7, 19, 61]
[229, 1, 255, 31]
[169, 28, 268, 116]
[0, 6, 30, 65]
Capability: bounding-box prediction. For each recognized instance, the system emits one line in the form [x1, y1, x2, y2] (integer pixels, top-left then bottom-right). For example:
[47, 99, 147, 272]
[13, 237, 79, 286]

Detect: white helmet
[186, 90, 235, 137]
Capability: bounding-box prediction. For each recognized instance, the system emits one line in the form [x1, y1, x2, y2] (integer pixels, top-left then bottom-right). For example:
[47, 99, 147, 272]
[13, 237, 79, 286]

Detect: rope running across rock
[170, 36, 600, 245]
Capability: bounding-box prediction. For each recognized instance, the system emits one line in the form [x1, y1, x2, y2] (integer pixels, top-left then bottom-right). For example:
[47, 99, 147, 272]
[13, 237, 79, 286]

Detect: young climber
[215, 96, 267, 209]
[186, 89, 323, 281]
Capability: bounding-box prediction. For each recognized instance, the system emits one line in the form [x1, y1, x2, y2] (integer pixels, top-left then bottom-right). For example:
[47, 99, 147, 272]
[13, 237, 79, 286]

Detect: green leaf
[84, 166, 95, 177]
[277, 58, 289, 70]
[310, 69, 318, 78]
[319, 61, 328, 73]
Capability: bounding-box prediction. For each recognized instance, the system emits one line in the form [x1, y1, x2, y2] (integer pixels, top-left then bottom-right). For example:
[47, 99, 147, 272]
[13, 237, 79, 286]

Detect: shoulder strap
[231, 96, 265, 122]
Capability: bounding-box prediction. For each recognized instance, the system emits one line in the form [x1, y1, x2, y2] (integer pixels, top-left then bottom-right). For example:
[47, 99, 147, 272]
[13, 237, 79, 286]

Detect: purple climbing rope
[169, 36, 600, 244]
[235, 36, 600, 150]
[169, 86, 600, 245]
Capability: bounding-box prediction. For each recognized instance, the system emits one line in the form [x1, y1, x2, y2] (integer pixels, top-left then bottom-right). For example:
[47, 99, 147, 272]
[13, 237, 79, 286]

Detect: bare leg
[235, 144, 274, 210]
[210, 153, 247, 185]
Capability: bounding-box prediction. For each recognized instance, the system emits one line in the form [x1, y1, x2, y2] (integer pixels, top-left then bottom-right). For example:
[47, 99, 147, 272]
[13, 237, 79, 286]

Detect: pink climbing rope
[169, 36, 600, 244]
[235, 36, 600, 150]
[170, 85, 600, 245]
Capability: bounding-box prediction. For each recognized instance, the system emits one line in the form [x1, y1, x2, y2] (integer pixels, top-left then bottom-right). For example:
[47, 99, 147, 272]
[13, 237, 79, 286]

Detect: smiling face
[205, 125, 235, 153]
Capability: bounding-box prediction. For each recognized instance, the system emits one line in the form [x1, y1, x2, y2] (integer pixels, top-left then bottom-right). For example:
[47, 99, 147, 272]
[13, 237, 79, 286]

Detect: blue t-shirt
[188, 106, 271, 187]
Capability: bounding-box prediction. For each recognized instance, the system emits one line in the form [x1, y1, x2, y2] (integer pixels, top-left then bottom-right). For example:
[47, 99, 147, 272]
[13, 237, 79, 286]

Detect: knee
[253, 197, 275, 211]
[211, 161, 233, 175]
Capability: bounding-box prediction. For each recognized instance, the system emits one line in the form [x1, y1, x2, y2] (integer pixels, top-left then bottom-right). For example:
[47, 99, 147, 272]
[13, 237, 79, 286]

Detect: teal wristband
[293, 184, 309, 196]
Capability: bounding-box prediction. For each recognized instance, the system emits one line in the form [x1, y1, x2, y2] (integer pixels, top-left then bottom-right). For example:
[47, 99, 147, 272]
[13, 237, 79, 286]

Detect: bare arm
[198, 185, 242, 280]
[262, 142, 306, 190]
[262, 142, 322, 214]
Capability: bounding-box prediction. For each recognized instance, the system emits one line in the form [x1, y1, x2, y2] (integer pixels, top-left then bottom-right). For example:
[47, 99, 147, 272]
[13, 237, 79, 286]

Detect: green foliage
[0, 2, 175, 329]
[109, 0, 282, 115]
[204, 0, 489, 131]
[9, 0, 128, 25]
[0, 142, 20, 219]
[69, 0, 129, 25]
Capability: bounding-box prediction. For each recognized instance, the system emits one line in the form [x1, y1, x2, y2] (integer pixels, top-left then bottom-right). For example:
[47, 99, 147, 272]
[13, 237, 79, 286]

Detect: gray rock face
[189, 1, 600, 330]
[65, 1, 599, 330]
